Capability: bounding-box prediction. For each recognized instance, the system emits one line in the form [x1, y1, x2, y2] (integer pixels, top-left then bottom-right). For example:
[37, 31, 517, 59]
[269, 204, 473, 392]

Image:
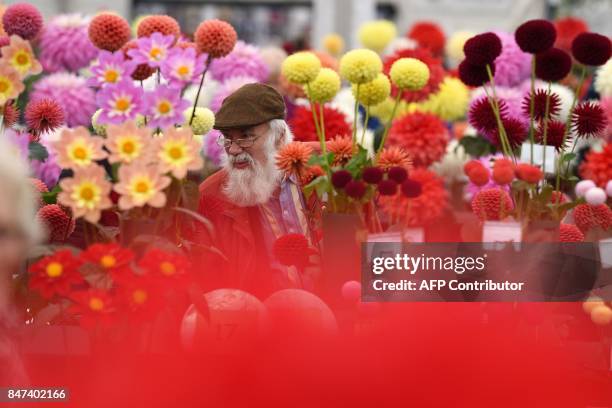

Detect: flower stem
[485, 64, 514, 161]
[541, 82, 553, 181]
[318, 102, 327, 154]
[361, 106, 370, 146]
[482, 84, 511, 159]
[375, 90, 403, 161]
[528, 56, 536, 164]
[352, 84, 361, 145]
[189, 55, 213, 126]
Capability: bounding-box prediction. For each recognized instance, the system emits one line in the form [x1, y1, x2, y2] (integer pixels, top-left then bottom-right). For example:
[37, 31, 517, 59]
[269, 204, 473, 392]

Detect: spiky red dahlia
[387, 112, 448, 168]
[469, 96, 508, 133]
[137, 15, 180, 39]
[1, 101, 19, 128]
[273, 233, 314, 269]
[488, 117, 528, 149]
[88, 13, 131, 52]
[122, 40, 156, 81]
[522, 89, 561, 121]
[25, 98, 65, 135]
[535, 120, 568, 151]
[380, 168, 448, 227]
[194, 19, 237, 58]
[579, 143, 612, 187]
[37, 204, 75, 243]
[572, 101, 607, 138]
[559, 224, 584, 242]
[383, 47, 445, 102]
[289, 106, 352, 143]
[573, 204, 612, 233]
[327, 135, 354, 166]
[471, 188, 514, 221]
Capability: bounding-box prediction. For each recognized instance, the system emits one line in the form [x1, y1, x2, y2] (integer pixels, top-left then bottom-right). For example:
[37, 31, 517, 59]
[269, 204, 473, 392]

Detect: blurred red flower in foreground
[138, 248, 191, 286]
[579, 143, 612, 187]
[273, 233, 316, 269]
[69, 289, 115, 328]
[28, 249, 84, 299]
[116, 274, 165, 321]
[81, 243, 134, 280]
[289, 105, 352, 142]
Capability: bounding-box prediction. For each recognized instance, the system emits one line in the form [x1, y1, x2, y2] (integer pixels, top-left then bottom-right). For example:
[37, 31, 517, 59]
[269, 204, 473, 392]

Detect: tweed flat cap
[213, 83, 286, 130]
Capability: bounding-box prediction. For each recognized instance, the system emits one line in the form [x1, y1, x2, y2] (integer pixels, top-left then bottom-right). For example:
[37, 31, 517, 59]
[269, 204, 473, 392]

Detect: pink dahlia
[96, 80, 144, 125]
[144, 85, 189, 128]
[492, 31, 531, 87]
[31, 73, 96, 127]
[210, 76, 257, 113]
[127, 32, 174, 68]
[203, 129, 224, 167]
[87, 50, 136, 88]
[209, 40, 269, 83]
[39, 14, 98, 73]
[160, 46, 206, 86]
[387, 112, 449, 168]
[2, 3, 43, 40]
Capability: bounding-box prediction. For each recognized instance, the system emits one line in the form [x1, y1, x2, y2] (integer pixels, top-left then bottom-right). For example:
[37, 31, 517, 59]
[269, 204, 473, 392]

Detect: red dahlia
[571, 32, 611, 66]
[535, 120, 568, 151]
[137, 15, 180, 39]
[88, 13, 131, 52]
[28, 249, 84, 299]
[2, 3, 43, 40]
[289, 105, 352, 143]
[535, 48, 572, 82]
[383, 47, 445, 102]
[573, 204, 612, 233]
[388, 166, 408, 183]
[469, 96, 508, 133]
[559, 224, 584, 242]
[522, 89, 561, 121]
[194, 19, 237, 58]
[515, 19, 557, 54]
[488, 117, 528, 149]
[463, 32, 502, 65]
[25, 98, 65, 135]
[37, 204, 74, 243]
[345, 180, 366, 199]
[471, 188, 514, 221]
[362, 167, 383, 184]
[69, 289, 115, 329]
[572, 101, 607, 138]
[406, 21, 446, 56]
[553, 17, 588, 53]
[515, 163, 543, 184]
[331, 170, 352, 189]
[579, 143, 612, 187]
[378, 179, 398, 196]
[458, 60, 494, 87]
[1, 101, 19, 128]
[138, 248, 191, 287]
[273, 233, 314, 269]
[81, 243, 134, 278]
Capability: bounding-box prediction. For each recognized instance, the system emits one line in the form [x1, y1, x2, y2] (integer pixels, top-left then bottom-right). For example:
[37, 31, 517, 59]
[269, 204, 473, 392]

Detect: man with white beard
[197, 83, 317, 295]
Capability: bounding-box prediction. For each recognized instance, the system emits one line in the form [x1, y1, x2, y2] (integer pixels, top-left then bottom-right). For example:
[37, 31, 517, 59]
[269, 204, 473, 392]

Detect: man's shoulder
[199, 169, 228, 196]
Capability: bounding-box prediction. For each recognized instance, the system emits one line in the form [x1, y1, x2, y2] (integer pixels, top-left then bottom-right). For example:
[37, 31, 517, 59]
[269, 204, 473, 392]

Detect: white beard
[222, 134, 282, 207]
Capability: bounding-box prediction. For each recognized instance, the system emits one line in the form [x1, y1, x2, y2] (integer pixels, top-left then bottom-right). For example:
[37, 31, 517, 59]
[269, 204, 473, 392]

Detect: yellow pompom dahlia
[418, 76, 469, 121]
[352, 73, 390, 106]
[323, 33, 345, 57]
[339, 49, 382, 84]
[183, 107, 215, 135]
[358, 20, 397, 53]
[281, 51, 321, 84]
[445, 31, 475, 65]
[390, 57, 430, 91]
[304, 67, 341, 103]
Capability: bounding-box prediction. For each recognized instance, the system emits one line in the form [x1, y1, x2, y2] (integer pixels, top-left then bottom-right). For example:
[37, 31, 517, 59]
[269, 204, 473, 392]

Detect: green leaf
[538, 184, 553, 203]
[304, 176, 327, 200]
[28, 142, 48, 162]
[42, 184, 61, 204]
[458, 135, 494, 158]
[561, 152, 576, 163]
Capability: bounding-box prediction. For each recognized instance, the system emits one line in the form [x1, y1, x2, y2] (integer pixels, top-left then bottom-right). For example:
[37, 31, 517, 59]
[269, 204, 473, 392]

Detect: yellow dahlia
[52, 127, 107, 170]
[339, 49, 382, 84]
[57, 165, 112, 223]
[183, 107, 215, 135]
[105, 120, 152, 164]
[352, 73, 390, 106]
[0, 64, 23, 104]
[370, 96, 409, 122]
[358, 20, 397, 53]
[0, 35, 42, 79]
[155, 126, 204, 179]
[323, 33, 344, 57]
[389, 58, 430, 91]
[418, 76, 469, 121]
[281, 51, 321, 84]
[304, 67, 341, 103]
[114, 162, 171, 210]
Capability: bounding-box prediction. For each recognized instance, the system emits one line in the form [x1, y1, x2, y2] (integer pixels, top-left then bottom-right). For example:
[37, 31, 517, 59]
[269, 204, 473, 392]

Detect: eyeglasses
[217, 131, 264, 149]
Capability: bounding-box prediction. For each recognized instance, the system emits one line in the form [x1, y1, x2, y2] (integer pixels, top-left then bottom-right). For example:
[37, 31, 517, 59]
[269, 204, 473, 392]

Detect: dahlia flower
[39, 14, 98, 73]
[407, 21, 445, 56]
[127, 32, 174, 68]
[358, 20, 397, 53]
[88, 13, 131, 52]
[418, 76, 469, 121]
[573, 203, 612, 233]
[458, 60, 494, 87]
[445, 31, 475, 66]
[331, 170, 352, 189]
[559, 224, 584, 242]
[0, 64, 23, 104]
[463, 32, 502, 66]
[514, 19, 557, 54]
[87, 50, 136, 88]
[69, 289, 116, 328]
[154, 126, 203, 178]
[554, 17, 588, 53]
[384, 48, 444, 103]
[96, 80, 144, 125]
[37, 204, 74, 243]
[194, 19, 237, 58]
[339, 49, 382, 84]
[535, 48, 572, 82]
[183, 107, 215, 135]
[25, 98, 65, 135]
[465, 154, 511, 200]
[209, 41, 269, 83]
[137, 14, 180, 39]
[305, 67, 341, 104]
[31, 73, 96, 127]
[571, 32, 611, 67]
[327, 136, 354, 166]
[160, 47, 206, 85]
[57, 164, 113, 223]
[51, 127, 107, 170]
[323, 33, 345, 57]
[289, 105, 352, 142]
[2, 3, 43, 41]
[28, 250, 84, 299]
[31, 153, 62, 189]
[121, 39, 156, 81]
[579, 143, 612, 187]
[0, 35, 41, 78]
[471, 188, 514, 221]
[572, 101, 607, 138]
[352, 73, 390, 106]
[203, 129, 225, 166]
[276, 141, 314, 181]
[387, 112, 448, 167]
[114, 162, 171, 210]
[377, 145, 413, 171]
[105, 120, 152, 164]
[282, 51, 321, 84]
[144, 85, 189, 128]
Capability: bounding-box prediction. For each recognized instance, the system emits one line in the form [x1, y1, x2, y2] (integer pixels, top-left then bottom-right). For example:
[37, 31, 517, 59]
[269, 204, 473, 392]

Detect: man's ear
[276, 125, 286, 148]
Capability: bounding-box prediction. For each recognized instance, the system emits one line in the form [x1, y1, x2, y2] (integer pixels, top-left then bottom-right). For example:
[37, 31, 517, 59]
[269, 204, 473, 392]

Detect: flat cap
[213, 83, 286, 130]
